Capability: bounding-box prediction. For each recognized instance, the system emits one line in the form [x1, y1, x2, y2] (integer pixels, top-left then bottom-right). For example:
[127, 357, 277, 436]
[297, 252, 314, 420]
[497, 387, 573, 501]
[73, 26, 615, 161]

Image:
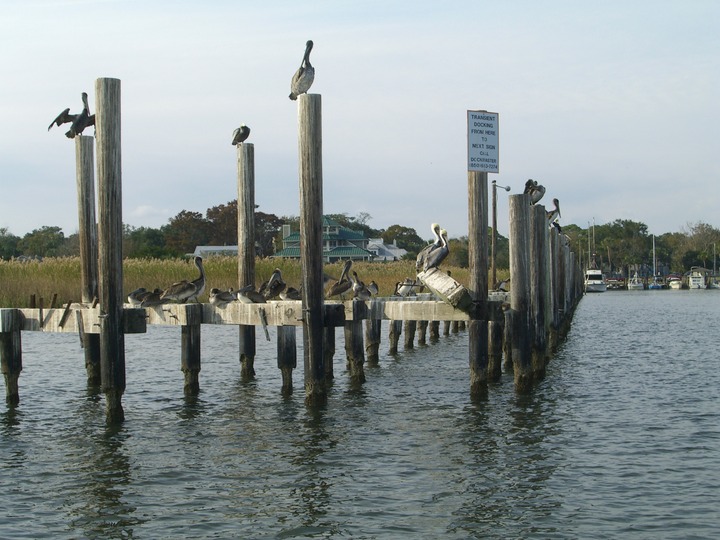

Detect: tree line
[1, 200, 717, 275]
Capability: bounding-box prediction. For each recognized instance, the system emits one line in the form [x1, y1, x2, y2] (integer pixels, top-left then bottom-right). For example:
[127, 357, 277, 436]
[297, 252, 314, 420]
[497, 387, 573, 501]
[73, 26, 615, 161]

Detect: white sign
[467, 110, 499, 173]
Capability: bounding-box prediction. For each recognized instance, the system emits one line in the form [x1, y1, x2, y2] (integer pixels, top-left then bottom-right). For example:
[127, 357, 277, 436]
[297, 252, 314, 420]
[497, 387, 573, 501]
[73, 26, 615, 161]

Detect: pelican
[280, 286, 302, 300]
[367, 281, 379, 296]
[416, 223, 442, 273]
[262, 268, 286, 300]
[48, 92, 95, 138]
[523, 179, 546, 205]
[235, 284, 266, 304]
[394, 278, 419, 297]
[209, 287, 236, 307]
[546, 198, 561, 223]
[326, 259, 353, 299]
[289, 40, 315, 100]
[423, 229, 449, 272]
[494, 278, 510, 292]
[140, 288, 164, 308]
[160, 256, 206, 303]
[231, 124, 250, 145]
[127, 287, 147, 306]
[350, 271, 371, 301]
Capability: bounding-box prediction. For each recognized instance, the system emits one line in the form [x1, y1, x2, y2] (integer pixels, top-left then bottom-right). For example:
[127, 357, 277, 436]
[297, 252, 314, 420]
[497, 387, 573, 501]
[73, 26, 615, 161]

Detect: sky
[1, 0, 718, 243]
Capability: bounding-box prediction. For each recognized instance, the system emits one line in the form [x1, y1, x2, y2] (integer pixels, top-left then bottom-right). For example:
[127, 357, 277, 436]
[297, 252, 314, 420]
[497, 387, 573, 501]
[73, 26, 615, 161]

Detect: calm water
[1, 291, 719, 539]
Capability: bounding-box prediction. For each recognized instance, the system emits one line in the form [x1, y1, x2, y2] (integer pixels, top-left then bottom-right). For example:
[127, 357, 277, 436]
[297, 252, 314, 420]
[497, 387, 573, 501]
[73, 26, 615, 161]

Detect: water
[1, 291, 719, 539]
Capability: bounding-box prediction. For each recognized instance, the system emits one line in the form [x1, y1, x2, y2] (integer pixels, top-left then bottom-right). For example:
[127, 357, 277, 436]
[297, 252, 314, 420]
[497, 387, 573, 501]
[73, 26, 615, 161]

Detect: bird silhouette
[48, 92, 95, 138]
[232, 124, 250, 145]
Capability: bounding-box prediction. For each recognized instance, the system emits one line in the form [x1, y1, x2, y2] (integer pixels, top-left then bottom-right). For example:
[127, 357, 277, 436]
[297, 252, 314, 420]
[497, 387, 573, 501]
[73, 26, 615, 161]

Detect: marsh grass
[0, 257, 507, 308]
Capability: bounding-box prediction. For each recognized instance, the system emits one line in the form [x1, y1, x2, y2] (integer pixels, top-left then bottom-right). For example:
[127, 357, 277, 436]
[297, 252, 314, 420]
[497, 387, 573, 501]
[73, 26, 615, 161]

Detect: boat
[648, 235, 663, 290]
[667, 275, 683, 289]
[688, 267, 708, 289]
[627, 272, 644, 290]
[585, 268, 607, 293]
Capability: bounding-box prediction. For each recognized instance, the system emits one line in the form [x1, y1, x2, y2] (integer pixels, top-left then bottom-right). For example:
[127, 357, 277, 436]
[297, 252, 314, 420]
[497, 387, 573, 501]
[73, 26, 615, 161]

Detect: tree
[255, 211, 284, 257]
[381, 225, 426, 258]
[162, 211, 211, 255]
[18, 226, 65, 257]
[124, 225, 172, 258]
[206, 200, 238, 246]
[0, 228, 20, 259]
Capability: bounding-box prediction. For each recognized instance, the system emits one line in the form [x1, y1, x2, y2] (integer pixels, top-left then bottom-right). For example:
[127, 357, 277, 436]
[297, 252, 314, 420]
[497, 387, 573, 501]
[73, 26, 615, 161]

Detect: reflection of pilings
[95, 77, 125, 423]
[75, 135, 100, 385]
[237, 142, 256, 380]
[0, 309, 22, 405]
[298, 94, 326, 405]
[277, 326, 296, 395]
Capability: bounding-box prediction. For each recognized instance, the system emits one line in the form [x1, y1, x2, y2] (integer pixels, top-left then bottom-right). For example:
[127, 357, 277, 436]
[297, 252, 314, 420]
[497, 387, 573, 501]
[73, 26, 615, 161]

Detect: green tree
[0, 228, 20, 259]
[18, 226, 65, 257]
[381, 225, 425, 258]
[124, 225, 173, 258]
[206, 200, 238, 246]
[162, 211, 211, 255]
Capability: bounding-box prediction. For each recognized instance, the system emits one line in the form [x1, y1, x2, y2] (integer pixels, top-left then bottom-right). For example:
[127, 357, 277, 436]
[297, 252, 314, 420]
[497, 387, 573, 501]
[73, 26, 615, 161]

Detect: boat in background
[648, 235, 663, 290]
[667, 275, 683, 289]
[585, 268, 607, 293]
[627, 272, 644, 290]
[688, 267, 708, 289]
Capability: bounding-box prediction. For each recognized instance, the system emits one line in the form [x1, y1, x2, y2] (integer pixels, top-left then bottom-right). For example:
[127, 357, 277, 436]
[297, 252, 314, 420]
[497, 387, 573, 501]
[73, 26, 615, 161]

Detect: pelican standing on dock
[289, 40, 315, 100]
[262, 268, 287, 300]
[423, 229, 449, 272]
[209, 288, 237, 307]
[235, 284, 266, 304]
[48, 92, 95, 138]
[326, 259, 353, 299]
[416, 223, 442, 273]
[231, 124, 250, 145]
[160, 256, 206, 303]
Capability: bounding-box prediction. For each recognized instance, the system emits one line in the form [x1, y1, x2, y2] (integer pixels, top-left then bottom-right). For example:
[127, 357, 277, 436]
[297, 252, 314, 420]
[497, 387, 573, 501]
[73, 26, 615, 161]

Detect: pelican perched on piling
[140, 288, 164, 308]
[523, 179, 546, 205]
[423, 229, 449, 272]
[394, 278, 420, 297]
[261, 268, 286, 300]
[127, 287, 147, 306]
[235, 284, 266, 304]
[416, 223, 442, 273]
[231, 124, 250, 145]
[326, 259, 353, 299]
[280, 286, 302, 300]
[546, 198, 561, 224]
[289, 40, 315, 100]
[367, 281, 379, 296]
[209, 288, 237, 307]
[48, 92, 95, 138]
[160, 256, 206, 303]
[350, 271, 372, 301]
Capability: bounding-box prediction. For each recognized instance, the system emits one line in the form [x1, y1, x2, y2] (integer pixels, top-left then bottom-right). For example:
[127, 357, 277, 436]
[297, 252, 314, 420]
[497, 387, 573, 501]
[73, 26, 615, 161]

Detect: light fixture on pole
[491, 179, 511, 289]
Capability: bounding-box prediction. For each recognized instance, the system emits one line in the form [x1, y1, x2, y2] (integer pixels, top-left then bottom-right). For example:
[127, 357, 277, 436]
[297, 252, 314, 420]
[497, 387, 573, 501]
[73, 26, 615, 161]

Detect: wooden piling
[75, 135, 101, 385]
[403, 320, 416, 349]
[95, 77, 125, 422]
[530, 204, 549, 380]
[388, 320, 401, 354]
[467, 170, 489, 395]
[181, 304, 202, 395]
[237, 142, 256, 380]
[364, 319, 381, 365]
[322, 326, 335, 381]
[429, 320, 440, 341]
[345, 302, 366, 384]
[508, 194, 532, 392]
[417, 320, 428, 345]
[487, 302, 504, 382]
[0, 309, 22, 406]
[297, 94, 326, 405]
[277, 326, 297, 395]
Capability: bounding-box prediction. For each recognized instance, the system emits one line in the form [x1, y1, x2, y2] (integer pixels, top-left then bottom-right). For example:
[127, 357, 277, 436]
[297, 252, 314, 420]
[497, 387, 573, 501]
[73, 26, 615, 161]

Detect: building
[366, 238, 407, 261]
[273, 216, 376, 262]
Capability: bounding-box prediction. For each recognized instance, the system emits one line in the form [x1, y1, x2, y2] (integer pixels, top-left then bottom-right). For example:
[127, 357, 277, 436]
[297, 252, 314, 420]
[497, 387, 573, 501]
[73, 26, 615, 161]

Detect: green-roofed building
[273, 216, 375, 262]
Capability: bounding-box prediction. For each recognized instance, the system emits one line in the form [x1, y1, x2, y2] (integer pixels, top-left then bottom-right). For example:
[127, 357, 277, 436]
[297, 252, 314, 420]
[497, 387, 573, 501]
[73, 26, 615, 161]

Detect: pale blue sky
[1, 0, 717, 241]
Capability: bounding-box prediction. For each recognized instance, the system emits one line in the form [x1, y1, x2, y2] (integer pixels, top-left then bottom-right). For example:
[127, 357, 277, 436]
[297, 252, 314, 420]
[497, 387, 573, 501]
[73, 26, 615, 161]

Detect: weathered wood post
[75, 135, 100, 385]
[417, 320, 428, 345]
[364, 300, 382, 364]
[403, 320, 416, 349]
[181, 304, 202, 395]
[95, 77, 125, 422]
[388, 320, 402, 354]
[429, 320, 440, 341]
[0, 309, 22, 405]
[298, 94, 326, 405]
[345, 301, 366, 384]
[487, 301, 504, 381]
[549, 226, 560, 351]
[508, 194, 532, 392]
[529, 204, 549, 380]
[237, 142, 256, 380]
[323, 326, 335, 381]
[277, 326, 296, 395]
[468, 170, 489, 395]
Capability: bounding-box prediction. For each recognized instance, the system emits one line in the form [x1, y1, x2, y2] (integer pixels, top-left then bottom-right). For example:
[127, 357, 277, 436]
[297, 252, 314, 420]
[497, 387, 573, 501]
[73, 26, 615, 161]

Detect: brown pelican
[279, 286, 302, 300]
[261, 268, 286, 300]
[546, 198, 561, 223]
[326, 259, 353, 299]
[231, 124, 250, 145]
[160, 256, 206, 303]
[523, 179, 546, 205]
[423, 229, 449, 272]
[209, 287, 236, 307]
[416, 223, 442, 273]
[351, 271, 371, 301]
[289, 40, 315, 100]
[140, 288, 164, 308]
[367, 281, 379, 296]
[127, 287, 147, 306]
[494, 278, 510, 292]
[394, 278, 420, 297]
[235, 284, 266, 304]
[48, 92, 95, 138]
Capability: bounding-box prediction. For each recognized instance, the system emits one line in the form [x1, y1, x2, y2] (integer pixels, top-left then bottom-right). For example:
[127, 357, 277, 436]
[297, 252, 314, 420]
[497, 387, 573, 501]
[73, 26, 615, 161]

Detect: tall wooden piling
[364, 301, 382, 364]
[345, 302, 366, 384]
[297, 94, 326, 405]
[95, 77, 125, 422]
[529, 204, 549, 379]
[323, 327, 335, 381]
[467, 170, 489, 395]
[0, 309, 22, 405]
[508, 194, 532, 392]
[277, 326, 297, 395]
[237, 142, 256, 380]
[181, 304, 202, 395]
[75, 135, 100, 385]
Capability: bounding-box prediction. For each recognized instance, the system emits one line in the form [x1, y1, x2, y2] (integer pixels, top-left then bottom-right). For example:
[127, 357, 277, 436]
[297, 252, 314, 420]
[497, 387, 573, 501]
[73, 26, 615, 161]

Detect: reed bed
[0, 257, 508, 308]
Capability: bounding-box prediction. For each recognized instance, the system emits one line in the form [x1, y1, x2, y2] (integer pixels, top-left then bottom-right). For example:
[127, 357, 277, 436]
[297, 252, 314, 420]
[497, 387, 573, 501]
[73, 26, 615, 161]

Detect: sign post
[467, 110, 499, 173]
